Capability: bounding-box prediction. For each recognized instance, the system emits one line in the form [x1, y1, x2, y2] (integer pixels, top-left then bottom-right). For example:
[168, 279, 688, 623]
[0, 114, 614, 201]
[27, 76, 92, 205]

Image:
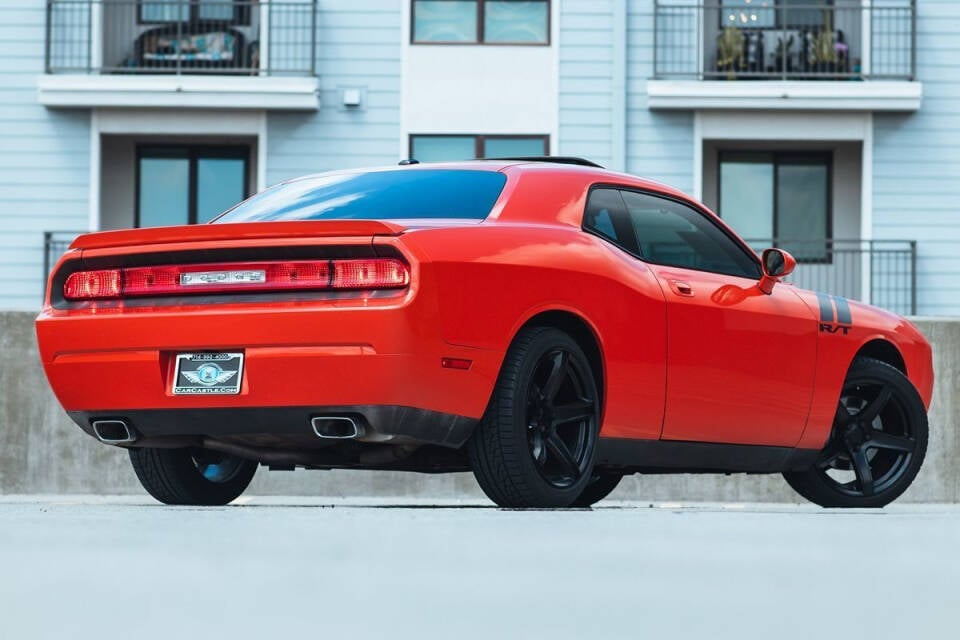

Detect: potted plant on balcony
[810, 10, 838, 75]
[716, 25, 744, 80]
[774, 34, 795, 75]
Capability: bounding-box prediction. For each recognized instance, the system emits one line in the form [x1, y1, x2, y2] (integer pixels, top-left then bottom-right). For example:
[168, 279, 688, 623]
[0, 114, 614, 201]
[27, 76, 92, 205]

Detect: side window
[582, 188, 638, 254]
[620, 190, 760, 279]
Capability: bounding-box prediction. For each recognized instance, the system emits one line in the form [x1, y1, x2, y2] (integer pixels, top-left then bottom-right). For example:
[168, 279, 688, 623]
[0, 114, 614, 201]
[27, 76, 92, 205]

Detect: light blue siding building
[0, 0, 952, 316]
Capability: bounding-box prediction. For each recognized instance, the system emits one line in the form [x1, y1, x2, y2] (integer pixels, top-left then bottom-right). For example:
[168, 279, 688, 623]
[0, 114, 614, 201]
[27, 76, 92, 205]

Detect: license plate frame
[172, 352, 244, 395]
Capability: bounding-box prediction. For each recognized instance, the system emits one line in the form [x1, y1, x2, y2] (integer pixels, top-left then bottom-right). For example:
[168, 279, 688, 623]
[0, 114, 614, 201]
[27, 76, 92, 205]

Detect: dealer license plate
[173, 352, 244, 395]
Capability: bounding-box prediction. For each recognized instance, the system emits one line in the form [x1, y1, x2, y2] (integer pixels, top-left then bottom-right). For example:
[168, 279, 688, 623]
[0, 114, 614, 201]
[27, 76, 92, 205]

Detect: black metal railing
[654, 1, 916, 80]
[46, 1, 317, 76]
[42, 231, 83, 295]
[745, 239, 917, 315]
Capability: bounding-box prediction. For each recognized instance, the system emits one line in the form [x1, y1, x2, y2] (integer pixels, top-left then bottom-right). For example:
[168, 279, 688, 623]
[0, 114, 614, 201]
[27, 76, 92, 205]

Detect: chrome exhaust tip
[91, 419, 137, 445]
[311, 416, 362, 439]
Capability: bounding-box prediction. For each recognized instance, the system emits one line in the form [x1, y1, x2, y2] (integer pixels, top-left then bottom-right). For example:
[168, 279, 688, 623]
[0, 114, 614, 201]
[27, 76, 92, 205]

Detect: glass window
[216, 170, 508, 223]
[413, 0, 549, 44]
[582, 188, 637, 253]
[621, 190, 760, 279]
[719, 152, 774, 248]
[198, 2, 236, 22]
[483, 136, 548, 158]
[140, 1, 246, 25]
[411, 136, 477, 162]
[721, 0, 831, 29]
[139, 156, 190, 227]
[197, 158, 247, 223]
[141, 0, 189, 23]
[484, 1, 549, 43]
[719, 151, 831, 262]
[413, 1, 479, 43]
[409, 135, 548, 162]
[138, 146, 249, 227]
[776, 159, 830, 261]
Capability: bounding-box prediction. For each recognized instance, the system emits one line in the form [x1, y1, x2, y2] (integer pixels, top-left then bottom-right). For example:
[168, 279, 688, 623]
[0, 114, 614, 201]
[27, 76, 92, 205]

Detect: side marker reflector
[441, 358, 472, 371]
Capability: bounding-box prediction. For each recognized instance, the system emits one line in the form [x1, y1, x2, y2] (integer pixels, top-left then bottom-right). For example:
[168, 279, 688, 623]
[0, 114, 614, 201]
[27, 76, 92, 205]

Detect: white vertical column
[90, 0, 103, 71]
[610, 0, 627, 172]
[88, 110, 101, 231]
[860, 112, 874, 304]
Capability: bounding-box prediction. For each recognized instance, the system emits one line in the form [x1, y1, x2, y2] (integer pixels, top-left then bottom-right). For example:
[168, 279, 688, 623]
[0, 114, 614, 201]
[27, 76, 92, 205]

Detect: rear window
[215, 169, 507, 223]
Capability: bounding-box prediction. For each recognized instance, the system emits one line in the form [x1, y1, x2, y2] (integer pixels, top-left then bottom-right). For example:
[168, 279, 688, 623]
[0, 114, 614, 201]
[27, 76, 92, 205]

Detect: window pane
[621, 190, 759, 279]
[139, 157, 189, 227]
[719, 153, 774, 249]
[583, 188, 635, 252]
[411, 136, 477, 162]
[720, 0, 774, 28]
[199, 2, 235, 21]
[141, 0, 189, 23]
[482, 136, 547, 158]
[217, 170, 507, 222]
[777, 160, 829, 261]
[197, 158, 246, 223]
[484, 1, 549, 43]
[413, 1, 478, 43]
[781, 0, 829, 28]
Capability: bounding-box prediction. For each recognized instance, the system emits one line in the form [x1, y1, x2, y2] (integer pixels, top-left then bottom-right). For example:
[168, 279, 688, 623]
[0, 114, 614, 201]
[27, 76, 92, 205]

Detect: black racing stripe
[816, 292, 835, 323]
[834, 296, 852, 325]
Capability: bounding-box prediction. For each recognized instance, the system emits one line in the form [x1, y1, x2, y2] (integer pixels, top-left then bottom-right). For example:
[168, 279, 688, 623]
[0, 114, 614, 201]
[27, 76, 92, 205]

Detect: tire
[571, 471, 624, 507]
[784, 357, 928, 508]
[468, 326, 601, 508]
[129, 447, 257, 506]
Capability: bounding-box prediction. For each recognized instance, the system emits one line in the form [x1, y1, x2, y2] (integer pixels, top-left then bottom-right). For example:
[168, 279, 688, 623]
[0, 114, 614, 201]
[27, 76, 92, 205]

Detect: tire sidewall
[500, 328, 601, 507]
[785, 358, 928, 508]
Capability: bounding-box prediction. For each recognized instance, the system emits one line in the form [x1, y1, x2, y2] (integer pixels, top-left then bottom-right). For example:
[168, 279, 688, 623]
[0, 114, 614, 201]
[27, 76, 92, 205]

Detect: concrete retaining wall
[2, 311, 957, 501]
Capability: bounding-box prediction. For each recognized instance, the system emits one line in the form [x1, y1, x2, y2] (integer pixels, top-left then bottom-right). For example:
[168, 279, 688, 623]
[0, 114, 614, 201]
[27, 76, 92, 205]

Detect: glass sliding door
[137, 145, 249, 228]
[719, 151, 831, 262]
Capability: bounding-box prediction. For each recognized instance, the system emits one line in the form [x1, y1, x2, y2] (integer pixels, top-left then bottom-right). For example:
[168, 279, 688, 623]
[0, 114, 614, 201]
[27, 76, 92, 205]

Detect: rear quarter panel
[401, 223, 669, 440]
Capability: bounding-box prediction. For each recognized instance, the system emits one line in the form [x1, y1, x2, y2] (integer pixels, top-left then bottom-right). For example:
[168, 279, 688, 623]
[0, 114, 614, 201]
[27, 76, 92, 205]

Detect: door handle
[669, 280, 694, 297]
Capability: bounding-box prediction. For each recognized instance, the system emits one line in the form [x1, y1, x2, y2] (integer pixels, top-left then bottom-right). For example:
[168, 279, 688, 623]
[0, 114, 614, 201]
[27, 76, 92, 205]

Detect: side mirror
[758, 248, 796, 294]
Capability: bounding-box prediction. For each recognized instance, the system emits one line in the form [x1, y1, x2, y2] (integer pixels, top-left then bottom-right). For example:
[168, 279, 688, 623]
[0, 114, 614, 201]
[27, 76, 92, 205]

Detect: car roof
[393, 160, 694, 201]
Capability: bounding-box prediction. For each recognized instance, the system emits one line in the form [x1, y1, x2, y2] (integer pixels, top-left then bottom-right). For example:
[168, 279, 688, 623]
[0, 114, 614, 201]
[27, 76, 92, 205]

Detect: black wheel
[571, 471, 624, 507]
[784, 357, 928, 508]
[129, 447, 257, 506]
[468, 326, 600, 508]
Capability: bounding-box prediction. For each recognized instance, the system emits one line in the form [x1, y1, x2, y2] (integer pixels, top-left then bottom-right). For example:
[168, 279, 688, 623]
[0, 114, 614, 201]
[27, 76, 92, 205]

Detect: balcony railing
[46, 1, 317, 76]
[43, 232, 918, 314]
[745, 239, 917, 315]
[654, 1, 916, 80]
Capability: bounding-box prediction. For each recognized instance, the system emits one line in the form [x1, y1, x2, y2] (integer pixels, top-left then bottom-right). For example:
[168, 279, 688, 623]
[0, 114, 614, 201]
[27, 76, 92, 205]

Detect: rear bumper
[69, 405, 478, 449]
[36, 295, 503, 440]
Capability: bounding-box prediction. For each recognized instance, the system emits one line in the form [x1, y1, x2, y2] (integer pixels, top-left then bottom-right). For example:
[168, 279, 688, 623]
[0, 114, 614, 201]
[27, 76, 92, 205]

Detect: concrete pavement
[1, 496, 958, 639]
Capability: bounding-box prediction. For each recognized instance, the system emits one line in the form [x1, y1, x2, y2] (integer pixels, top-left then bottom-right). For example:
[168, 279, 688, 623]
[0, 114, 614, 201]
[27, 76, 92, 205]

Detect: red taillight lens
[63, 269, 121, 300]
[61, 258, 409, 301]
[333, 259, 410, 289]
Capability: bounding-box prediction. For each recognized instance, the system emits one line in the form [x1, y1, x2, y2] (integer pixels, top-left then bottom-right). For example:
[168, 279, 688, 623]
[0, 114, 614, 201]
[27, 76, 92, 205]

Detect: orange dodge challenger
[37, 158, 933, 508]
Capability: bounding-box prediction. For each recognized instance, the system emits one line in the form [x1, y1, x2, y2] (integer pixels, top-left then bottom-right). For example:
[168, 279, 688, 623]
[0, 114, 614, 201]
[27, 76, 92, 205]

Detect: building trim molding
[38, 75, 319, 111]
[647, 80, 922, 112]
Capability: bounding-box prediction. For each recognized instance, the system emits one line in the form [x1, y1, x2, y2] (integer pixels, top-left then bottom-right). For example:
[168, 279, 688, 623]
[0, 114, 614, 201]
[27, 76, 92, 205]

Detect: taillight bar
[63, 258, 410, 301]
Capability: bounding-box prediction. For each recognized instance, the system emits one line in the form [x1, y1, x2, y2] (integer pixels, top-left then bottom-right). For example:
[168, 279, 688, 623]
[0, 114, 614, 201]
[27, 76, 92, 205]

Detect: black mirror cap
[761, 248, 796, 278]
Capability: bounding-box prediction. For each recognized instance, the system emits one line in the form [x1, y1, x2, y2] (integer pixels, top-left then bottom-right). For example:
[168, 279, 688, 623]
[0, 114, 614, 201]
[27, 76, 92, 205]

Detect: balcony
[38, 1, 319, 110]
[649, 1, 921, 111]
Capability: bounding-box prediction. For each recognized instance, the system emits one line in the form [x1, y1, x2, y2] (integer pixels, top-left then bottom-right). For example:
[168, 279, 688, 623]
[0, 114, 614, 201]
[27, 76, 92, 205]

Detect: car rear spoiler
[69, 220, 408, 251]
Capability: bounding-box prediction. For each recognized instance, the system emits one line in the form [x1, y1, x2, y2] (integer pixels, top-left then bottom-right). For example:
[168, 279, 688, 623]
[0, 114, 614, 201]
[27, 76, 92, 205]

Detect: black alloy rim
[816, 377, 916, 498]
[190, 449, 246, 484]
[525, 348, 597, 489]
